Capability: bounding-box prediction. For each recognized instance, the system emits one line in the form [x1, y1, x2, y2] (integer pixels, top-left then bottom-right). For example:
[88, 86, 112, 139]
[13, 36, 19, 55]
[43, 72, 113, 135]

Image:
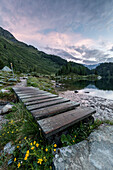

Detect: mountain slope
[0, 27, 90, 75]
[94, 62, 113, 77]
[0, 27, 67, 74]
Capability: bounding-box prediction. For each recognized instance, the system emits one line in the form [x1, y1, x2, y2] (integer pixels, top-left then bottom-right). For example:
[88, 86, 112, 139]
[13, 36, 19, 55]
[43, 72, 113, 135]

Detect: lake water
[57, 78, 113, 100]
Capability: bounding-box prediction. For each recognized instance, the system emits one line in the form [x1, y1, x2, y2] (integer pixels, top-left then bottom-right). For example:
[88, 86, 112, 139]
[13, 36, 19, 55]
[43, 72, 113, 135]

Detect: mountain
[0, 27, 67, 74]
[0, 27, 90, 75]
[94, 62, 113, 77]
[57, 61, 90, 75]
[84, 64, 100, 70]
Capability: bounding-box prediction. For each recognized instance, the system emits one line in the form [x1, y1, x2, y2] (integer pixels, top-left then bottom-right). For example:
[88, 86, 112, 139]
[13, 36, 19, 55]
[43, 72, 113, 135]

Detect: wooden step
[17, 91, 48, 96]
[22, 94, 58, 102]
[19, 93, 51, 99]
[31, 102, 80, 119]
[25, 97, 65, 106]
[27, 98, 70, 111]
[38, 107, 96, 137]
[13, 87, 35, 92]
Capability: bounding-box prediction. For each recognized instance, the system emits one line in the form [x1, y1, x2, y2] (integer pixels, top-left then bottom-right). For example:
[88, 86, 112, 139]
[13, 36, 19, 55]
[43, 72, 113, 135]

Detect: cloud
[0, 0, 113, 65]
[109, 46, 113, 51]
[44, 47, 82, 61]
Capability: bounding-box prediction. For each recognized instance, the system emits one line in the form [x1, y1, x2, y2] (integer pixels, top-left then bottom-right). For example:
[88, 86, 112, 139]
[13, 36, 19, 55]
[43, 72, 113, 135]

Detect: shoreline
[59, 90, 113, 121]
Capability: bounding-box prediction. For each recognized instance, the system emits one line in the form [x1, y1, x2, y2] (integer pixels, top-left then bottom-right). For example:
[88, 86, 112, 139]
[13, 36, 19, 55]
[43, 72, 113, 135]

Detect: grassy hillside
[0, 27, 67, 74]
[0, 36, 67, 74]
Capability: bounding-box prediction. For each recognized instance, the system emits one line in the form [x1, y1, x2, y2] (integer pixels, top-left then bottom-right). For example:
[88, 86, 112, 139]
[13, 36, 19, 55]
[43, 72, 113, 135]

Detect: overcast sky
[1, 0, 113, 65]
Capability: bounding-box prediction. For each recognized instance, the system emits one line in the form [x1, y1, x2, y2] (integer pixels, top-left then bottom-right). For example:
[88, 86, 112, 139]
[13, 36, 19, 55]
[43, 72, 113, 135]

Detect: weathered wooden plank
[25, 97, 64, 106]
[27, 98, 70, 111]
[38, 107, 96, 137]
[31, 102, 80, 119]
[17, 91, 48, 96]
[13, 87, 35, 92]
[19, 93, 51, 99]
[22, 94, 58, 102]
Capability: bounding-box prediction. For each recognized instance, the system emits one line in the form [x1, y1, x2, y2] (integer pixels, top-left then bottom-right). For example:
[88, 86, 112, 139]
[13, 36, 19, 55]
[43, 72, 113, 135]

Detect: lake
[57, 78, 113, 100]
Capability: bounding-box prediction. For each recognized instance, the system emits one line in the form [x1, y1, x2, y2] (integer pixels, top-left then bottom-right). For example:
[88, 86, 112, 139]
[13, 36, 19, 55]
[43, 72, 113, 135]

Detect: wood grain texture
[22, 94, 58, 102]
[31, 102, 80, 119]
[25, 97, 64, 106]
[38, 107, 96, 137]
[27, 98, 70, 111]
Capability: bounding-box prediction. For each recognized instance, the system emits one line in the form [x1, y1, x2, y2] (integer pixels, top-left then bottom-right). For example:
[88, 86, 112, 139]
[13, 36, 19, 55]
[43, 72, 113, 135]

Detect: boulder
[53, 124, 113, 170]
[2, 66, 12, 72]
[1, 89, 10, 93]
[4, 142, 15, 154]
[1, 104, 13, 114]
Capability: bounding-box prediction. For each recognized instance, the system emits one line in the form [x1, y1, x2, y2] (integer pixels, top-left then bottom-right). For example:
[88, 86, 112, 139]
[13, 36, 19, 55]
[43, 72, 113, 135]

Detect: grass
[0, 73, 113, 169]
[0, 102, 112, 169]
[27, 76, 57, 94]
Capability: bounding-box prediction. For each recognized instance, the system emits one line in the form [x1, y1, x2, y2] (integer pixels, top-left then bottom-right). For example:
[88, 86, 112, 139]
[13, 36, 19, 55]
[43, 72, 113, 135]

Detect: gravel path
[59, 91, 113, 121]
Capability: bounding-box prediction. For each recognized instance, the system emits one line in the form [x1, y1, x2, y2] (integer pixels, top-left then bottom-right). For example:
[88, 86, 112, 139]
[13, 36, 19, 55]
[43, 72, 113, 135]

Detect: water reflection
[58, 78, 113, 100]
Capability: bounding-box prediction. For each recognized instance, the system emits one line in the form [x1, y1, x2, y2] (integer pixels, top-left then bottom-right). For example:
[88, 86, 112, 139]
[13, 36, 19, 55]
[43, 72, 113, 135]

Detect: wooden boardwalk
[13, 87, 96, 138]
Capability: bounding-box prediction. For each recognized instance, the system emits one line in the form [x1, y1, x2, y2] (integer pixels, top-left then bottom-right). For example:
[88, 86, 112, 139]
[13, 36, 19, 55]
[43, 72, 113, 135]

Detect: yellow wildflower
[17, 162, 21, 168]
[45, 148, 48, 152]
[54, 144, 57, 147]
[30, 142, 32, 145]
[75, 135, 76, 138]
[73, 140, 75, 143]
[14, 158, 16, 162]
[11, 120, 13, 124]
[12, 131, 14, 133]
[37, 158, 43, 165]
[24, 156, 27, 160]
[26, 153, 29, 157]
[24, 137, 27, 140]
[31, 146, 34, 150]
[36, 143, 39, 147]
[54, 149, 56, 152]
[19, 141, 21, 144]
[26, 150, 29, 154]
[17, 146, 19, 148]
[33, 141, 36, 145]
[50, 166, 52, 169]
[7, 131, 9, 133]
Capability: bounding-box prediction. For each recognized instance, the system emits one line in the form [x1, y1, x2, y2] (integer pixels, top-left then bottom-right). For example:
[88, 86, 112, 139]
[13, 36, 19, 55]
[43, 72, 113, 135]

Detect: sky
[1, 0, 113, 65]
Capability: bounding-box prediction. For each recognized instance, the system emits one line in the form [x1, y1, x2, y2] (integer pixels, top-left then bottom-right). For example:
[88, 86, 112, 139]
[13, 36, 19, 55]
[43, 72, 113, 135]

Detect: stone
[8, 78, 17, 82]
[2, 66, 12, 72]
[4, 142, 15, 154]
[1, 89, 10, 93]
[1, 104, 13, 114]
[53, 124, 113, 170]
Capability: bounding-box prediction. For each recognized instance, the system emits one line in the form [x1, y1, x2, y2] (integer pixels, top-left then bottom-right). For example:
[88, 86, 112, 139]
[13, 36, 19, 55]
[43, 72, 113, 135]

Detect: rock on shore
[59, 91, 113, 121]
[54, 124, 113, 170]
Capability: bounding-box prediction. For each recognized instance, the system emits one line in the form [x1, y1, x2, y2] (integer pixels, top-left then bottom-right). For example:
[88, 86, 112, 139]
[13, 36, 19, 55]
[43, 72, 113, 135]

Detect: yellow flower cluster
[37, 158, 43, 165]
[31, 146, 35, 150]
[24, 150, 29, 160]
[17, 162, 21, 168]
[36, 143, 39, 147]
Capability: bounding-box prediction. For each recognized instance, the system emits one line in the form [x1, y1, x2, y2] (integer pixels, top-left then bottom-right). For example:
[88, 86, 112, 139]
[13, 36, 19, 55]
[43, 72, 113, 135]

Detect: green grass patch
[27, 76, 56, 94]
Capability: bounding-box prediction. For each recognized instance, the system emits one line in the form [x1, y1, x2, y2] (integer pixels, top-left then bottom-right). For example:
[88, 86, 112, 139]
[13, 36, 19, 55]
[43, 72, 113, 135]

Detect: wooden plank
[13, 87, 35, 92]
[25, 96, 64, 106]
[22, 94, 58, 102]
[31, 102, 80, 119]
[38, 107, 96, 137]
[19, 93, 51, 99]
[27, 98, 70, 111]
[17, 91, 48, 96]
